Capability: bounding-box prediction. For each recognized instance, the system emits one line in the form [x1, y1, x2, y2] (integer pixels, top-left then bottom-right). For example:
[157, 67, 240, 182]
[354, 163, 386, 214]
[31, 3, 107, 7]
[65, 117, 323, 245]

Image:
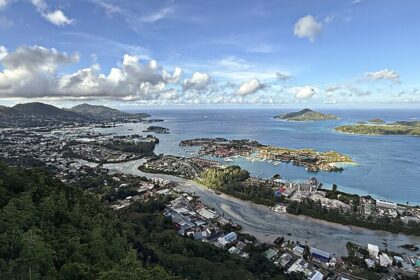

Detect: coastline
[104, 159, 420, 257]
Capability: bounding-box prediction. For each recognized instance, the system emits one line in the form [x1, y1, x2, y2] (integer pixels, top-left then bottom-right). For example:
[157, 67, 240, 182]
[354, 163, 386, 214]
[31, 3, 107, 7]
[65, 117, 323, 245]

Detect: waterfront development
[1, 105, 420, 279]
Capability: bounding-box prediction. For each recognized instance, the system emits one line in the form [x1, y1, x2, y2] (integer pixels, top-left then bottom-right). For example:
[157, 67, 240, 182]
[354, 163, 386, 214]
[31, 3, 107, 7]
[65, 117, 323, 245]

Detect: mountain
[275, 108, 338, 121]
[13, 102, 84, 119]
[0, 102, 88, 127]
[70, 103, 150, 121]
[0, 102, 150, 128]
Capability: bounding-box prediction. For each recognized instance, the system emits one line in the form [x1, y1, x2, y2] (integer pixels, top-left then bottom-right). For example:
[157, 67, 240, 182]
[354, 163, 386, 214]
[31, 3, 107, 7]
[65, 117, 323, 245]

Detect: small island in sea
[143, 125, 170, 134]
[336, 121, 420, 136]
[274, 108, 338, 121]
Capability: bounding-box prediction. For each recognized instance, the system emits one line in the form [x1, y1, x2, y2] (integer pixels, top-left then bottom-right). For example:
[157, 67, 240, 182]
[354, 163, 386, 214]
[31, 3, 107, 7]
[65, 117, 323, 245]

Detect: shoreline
[104, 159, 420, 257]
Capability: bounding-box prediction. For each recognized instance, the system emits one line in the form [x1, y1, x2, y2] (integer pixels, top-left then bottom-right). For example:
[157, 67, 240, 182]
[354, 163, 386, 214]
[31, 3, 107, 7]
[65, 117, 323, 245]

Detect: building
[367, 244, 380, 258]
[279, 253, 294, 268]
[376, 199, 397, 209]
[310, 247, 330, 263]
[217, 232, 237, 246]
[264, 248, 279, 261]
[293, 245, 305, 256]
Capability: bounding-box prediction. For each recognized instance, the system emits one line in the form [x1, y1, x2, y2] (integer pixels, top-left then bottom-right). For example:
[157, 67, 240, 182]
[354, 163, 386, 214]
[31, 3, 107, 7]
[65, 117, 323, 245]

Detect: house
[293, 245, 305, 256]
[365, 259, 375, 268]
[367, 244, 379, 258]
[264, 248, 279, 261]
[379, 253, 393, 267]
[279, 253, 294, 268]
[217, 232, 237, 246]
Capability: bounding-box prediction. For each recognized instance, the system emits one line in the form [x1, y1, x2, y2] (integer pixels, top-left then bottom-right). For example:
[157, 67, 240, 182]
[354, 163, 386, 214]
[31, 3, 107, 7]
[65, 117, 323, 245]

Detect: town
[0, 121, 419, 279]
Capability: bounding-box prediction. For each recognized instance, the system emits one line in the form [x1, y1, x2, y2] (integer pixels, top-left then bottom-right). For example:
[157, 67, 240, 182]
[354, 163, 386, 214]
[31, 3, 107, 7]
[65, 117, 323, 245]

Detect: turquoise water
[125, 108, 420, 205]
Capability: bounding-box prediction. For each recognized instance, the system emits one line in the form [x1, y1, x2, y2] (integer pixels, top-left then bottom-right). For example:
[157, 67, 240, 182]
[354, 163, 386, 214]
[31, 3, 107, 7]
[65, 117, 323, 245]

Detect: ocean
[108, 108, 420, 205]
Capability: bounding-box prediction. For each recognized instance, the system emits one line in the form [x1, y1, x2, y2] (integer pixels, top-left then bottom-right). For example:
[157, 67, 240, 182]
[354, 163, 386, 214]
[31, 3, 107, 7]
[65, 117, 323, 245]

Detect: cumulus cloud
[236, 78, 264, 96]
[183, 72, 211, 90]
[276, 72, 292, 81]
[365, 69, 400, 83]
[0, 45, 183, 101]
[164, 67, 183, 83]
[31, 0, 74, 26]
[293, 85, 316, 100]
[0, 45, 7, 60]
[294, 15, 322, 42]
[42, 10, 74, 26]
[0, 45, 79, 96]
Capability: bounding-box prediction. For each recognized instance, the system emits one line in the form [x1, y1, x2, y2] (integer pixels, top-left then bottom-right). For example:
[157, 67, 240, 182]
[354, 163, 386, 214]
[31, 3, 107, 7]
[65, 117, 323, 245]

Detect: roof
[309, 271, 323, 280]
[264, 248, 278, 260]
[310, 247, 330, 260]
[367, 244, 379, 252]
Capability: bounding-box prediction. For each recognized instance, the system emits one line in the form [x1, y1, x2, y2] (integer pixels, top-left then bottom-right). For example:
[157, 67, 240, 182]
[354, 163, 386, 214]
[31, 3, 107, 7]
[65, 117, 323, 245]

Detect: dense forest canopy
[0, 162, 304, 280]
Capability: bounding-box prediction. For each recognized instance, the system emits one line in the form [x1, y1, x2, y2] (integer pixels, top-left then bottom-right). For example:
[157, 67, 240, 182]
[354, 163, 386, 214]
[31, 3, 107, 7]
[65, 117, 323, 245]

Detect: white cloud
[365, 69, 400, 83]
[0, 45, 7, 60]
[293, 85, 316, 100]
[0, 45, 78, 96]
[140, 7, 173, 23]
[91, 0, 121, 16]
[183, 72, 211, 90]
[0, 45, 182, 101]
[236, 78, 264, 96]
[294, 15, 322, 42]
[325, 84, 372, 97]
[163, 67, 183, 83]
[31, 0, 74, 26]
[42, 10, 74, 26]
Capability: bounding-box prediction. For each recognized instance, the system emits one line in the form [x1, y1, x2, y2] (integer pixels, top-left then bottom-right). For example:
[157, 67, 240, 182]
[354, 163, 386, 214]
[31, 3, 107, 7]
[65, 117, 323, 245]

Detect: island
[335, 121, 420, 136]
[143, 125, 170, 134]
[274, 108, 338, 121]
[179, 137, 354, 172]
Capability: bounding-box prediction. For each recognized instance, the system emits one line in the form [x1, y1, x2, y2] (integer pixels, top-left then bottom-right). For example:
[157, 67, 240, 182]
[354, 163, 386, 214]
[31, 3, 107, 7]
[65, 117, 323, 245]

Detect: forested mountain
[70, 103, 150, 121]
[275, 109, 337, 121]
[0, 102, 149, 127]
[0, 162, 176, 279]
[0, 162, 301, 280]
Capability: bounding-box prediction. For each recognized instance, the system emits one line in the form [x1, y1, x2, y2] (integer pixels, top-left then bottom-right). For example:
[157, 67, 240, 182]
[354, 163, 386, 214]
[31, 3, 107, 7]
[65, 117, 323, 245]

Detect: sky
[0, 0, 420, 108]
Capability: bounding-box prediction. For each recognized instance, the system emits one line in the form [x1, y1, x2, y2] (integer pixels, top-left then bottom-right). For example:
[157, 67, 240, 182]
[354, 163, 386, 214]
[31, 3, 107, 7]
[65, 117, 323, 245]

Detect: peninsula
[274, 108, 338, 121]
[336, 121, 420, 136]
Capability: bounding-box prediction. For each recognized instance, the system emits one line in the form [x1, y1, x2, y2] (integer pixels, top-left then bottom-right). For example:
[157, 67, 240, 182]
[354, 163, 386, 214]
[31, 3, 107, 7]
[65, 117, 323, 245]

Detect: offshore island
[274, 108, 338, 121]
[336, 120, 420, 136]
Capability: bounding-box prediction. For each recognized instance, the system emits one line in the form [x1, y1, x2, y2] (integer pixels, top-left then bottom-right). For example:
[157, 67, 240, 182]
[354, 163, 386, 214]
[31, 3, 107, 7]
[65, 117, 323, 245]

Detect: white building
[376, 199, 397, 209]
[367, 244, 379, 258]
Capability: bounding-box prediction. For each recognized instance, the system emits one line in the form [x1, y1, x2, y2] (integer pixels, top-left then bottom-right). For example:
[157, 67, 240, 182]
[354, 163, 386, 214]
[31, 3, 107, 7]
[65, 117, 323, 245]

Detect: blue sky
[0, 0, 419, 107]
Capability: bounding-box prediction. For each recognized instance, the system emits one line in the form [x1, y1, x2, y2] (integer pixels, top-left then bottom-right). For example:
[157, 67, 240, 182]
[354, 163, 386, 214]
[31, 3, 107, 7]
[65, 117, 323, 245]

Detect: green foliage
[120, 199, 291, 280]
[287, 199, 420, 235]
[336, 123, 420, 136]
[0, 162, 176, 279]
[200, 166, 276, 206]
